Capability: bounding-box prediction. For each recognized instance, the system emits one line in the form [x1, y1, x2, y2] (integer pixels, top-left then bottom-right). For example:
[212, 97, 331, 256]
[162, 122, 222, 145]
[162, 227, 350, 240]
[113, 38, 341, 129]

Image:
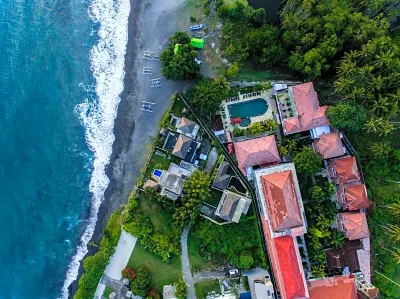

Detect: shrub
[122, 268, 137, 281]
[190, 16, 196, 22]
[130, 267, 151, 297]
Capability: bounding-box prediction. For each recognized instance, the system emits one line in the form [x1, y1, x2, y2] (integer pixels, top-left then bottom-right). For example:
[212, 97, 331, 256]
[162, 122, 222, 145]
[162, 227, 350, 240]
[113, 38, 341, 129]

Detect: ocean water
[0, 0, 130, 298]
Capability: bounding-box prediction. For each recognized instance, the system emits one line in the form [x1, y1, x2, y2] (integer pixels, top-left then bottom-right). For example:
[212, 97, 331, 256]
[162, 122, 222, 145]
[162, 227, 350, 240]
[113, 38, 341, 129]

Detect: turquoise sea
[0, 0, 130, 297]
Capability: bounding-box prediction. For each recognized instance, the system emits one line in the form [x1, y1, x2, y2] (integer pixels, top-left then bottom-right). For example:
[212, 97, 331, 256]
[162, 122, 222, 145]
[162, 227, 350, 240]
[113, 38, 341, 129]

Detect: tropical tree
[310, 186, 326, 202]
[371, 142, 392, 158]
[330, 230, 345, 249]
[247, 122, 267, 135]
[311, 264, 326, 278]
[326, 102, 367, 131]
[239, 252, 254, 270]
[265, 119, 278, 131]
[385, 224, 400, 242]
[173, 171, 211, 228]
[388, 199, 400, 217]
[294, 146, 322, 176]
[130, 267, 151, 297]
[174, 279, 187, 299]
[160, 32, 200, 80]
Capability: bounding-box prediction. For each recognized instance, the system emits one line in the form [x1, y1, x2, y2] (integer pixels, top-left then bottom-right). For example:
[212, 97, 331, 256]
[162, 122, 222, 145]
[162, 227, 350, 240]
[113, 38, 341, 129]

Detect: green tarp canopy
[191, 38, 204, 49]
[174, 44, 182, 55]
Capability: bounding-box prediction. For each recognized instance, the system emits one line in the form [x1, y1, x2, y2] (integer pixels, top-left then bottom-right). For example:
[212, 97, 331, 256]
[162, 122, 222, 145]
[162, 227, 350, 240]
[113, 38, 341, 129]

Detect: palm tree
[311, 264, 326, 278]
[378, 119, 395, 136]
[265, 119, 278, 131]
[371, 141, 391, 158]
[248, 122, 266, 135]
[330, 230, 345, 249]
[364, 118, 379, 134]
[393, 248, 400, 265]
[385, 224, 400, 242]
[278, 145, 289, 156]
[388, 199, 400, 216]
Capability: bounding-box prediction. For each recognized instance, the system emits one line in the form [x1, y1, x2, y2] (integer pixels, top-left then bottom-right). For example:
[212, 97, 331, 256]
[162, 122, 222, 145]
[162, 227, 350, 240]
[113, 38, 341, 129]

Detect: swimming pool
[228, 98, 268, 119]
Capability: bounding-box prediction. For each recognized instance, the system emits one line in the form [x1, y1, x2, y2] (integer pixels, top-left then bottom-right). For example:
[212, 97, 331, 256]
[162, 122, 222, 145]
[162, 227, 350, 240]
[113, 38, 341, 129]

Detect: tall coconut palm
[385, 224, 400, 242]
[371, 141, 391, 158]
[388, 199, 400, 216]
[247, 122, 265, 135]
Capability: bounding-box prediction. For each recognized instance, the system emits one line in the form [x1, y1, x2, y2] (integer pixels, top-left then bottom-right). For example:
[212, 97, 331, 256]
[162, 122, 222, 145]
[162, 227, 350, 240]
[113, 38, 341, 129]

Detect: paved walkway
[204, 147, 218, 174]
[193, 271, 225, 283]
[94, 230, 137, 299]
[181, 225, 196, 299]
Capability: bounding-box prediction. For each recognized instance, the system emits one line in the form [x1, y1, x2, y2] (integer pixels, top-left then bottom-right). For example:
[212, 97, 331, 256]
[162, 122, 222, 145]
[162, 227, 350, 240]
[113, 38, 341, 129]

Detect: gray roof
[215, 190, 251, 223]
[177, 117, 196, 134]
[163, 285, 177, 299]
[212, 161, 231, 190]
[159, 171, 185, 200]
[172, 134, 193, 159]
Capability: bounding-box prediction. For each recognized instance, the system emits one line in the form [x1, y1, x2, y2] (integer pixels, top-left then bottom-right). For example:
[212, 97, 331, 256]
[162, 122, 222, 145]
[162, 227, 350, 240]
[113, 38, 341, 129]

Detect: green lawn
[127, 242, 182, 293]
[194, 280, 221, 299]
[171, 97, 187, 117]
[144, 153, 173, 178]
[103, 286, 115, 298]
[237, 66, 294, 82]
[188, 231, 213, 273]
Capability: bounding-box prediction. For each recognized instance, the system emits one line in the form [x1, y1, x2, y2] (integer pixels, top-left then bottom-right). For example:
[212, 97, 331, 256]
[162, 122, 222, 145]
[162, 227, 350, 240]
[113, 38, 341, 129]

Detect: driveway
[181, 225, 196, 299]
[204, 147, 219, 174]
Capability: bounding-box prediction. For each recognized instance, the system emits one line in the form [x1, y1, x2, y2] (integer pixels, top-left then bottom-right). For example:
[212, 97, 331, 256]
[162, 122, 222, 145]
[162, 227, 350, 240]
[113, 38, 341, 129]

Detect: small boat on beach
[189, 24, 205, 31]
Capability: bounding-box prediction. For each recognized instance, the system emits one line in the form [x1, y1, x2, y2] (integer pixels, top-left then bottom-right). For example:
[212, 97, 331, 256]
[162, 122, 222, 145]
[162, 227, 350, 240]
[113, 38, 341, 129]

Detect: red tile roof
[328, 156, 360, 185]
[283, 82, 329, 134]
[261, 170, 303, 231]
[274, 236, 308, 299]
[308, 276, 358, 299]
[337, 183, 370, 211]
[284, 117, 302, 134]
[234, 136, 280, 172]
[313, 132, 345, 159]
[339, 212, 370, 240]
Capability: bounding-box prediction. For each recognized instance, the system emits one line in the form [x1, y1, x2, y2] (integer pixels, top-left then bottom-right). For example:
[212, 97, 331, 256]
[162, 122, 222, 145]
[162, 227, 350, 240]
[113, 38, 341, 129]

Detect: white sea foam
[60, 0, 130, 297]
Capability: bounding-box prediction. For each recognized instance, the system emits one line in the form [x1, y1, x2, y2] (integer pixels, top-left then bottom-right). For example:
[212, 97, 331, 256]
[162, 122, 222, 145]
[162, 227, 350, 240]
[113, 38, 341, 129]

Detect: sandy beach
[69, 0, 192, 295]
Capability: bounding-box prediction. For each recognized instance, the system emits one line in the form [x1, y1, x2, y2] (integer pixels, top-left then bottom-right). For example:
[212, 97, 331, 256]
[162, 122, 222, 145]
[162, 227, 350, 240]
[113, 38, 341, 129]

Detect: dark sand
[69, 0, 191, 296]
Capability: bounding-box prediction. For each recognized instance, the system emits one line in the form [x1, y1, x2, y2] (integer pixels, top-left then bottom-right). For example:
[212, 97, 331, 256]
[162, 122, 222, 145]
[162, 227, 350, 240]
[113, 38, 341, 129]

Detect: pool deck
[220, 90, 279, 133]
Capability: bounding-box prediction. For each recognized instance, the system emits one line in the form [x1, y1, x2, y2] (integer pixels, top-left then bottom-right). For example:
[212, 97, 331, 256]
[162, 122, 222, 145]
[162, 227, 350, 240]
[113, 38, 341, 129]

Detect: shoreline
[68, 0, 191, 296]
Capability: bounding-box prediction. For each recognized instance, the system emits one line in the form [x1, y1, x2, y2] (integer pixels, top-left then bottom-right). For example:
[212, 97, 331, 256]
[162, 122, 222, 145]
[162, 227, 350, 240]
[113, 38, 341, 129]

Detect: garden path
[181, 225, 196, 299]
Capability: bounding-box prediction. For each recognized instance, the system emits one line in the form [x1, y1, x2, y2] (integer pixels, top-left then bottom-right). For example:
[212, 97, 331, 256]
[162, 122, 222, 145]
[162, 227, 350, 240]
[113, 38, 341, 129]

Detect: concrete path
[204, 147, 218, 174]
[193, 271, 225, 283]
[181, 225, 196, 299]
[94, 230, 137, 299]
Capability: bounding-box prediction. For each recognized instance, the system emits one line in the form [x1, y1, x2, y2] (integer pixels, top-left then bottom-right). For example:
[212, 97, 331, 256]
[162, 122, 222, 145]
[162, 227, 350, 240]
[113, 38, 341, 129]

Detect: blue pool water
[153, 169, 163, 177]
[0, 0, 130, 297]
[228, 98, 268, 119]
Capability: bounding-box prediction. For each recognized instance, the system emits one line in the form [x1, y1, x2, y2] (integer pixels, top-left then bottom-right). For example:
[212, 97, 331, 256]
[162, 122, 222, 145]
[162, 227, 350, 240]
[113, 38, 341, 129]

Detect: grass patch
[127, 242, 182, 293]
[103, 286, 115, 298]
[188, 231, 213, 273]
[194, 280, 221, 299]
[171, 97, 187, 117]
[144, 152, 174, 178]
[237, 66, 293, 82]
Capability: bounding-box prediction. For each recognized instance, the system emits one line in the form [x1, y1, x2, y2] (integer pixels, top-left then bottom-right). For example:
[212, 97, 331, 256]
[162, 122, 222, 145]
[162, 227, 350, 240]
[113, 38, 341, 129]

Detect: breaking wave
[60, 0, 130, 297]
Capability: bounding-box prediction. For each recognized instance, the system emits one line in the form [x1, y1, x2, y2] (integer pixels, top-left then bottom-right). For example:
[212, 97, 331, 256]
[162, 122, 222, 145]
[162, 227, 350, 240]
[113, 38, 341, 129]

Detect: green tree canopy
[326, 102, 367, 131]
[186, 77, 231, 119]
[281, 0, 389, 79]
[293, 146, 322, 176]
[334, 36, 400, 119]
[130, 267, 151, 297]
[160, 32, 200, 80]
[174, 279, 187, 299]
[239, 252, 254, 270]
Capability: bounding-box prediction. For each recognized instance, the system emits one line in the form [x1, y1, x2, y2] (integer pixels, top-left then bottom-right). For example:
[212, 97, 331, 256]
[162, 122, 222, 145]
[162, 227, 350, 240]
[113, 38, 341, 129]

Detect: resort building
[312, 132, 346, 160]
[234, 135, 280, 175]
[253, 163, 309, 299]
[326, 240, 363, 273]
[215, 189, 251, 223]
[176, 117, 200, 139]
[336, 183, 370, 211]
[276, 82, 329, 135]
[247, 271, 276, 299]
[328, 156, 361, 185]
[337, 212, 370, 241]
[308, 276, 358, 299]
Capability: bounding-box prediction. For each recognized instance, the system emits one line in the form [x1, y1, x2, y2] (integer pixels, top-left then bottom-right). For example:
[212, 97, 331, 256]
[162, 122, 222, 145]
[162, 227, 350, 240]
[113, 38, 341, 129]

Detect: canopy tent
[191, 38, 204, 49]
[174, 43, 181, 55]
